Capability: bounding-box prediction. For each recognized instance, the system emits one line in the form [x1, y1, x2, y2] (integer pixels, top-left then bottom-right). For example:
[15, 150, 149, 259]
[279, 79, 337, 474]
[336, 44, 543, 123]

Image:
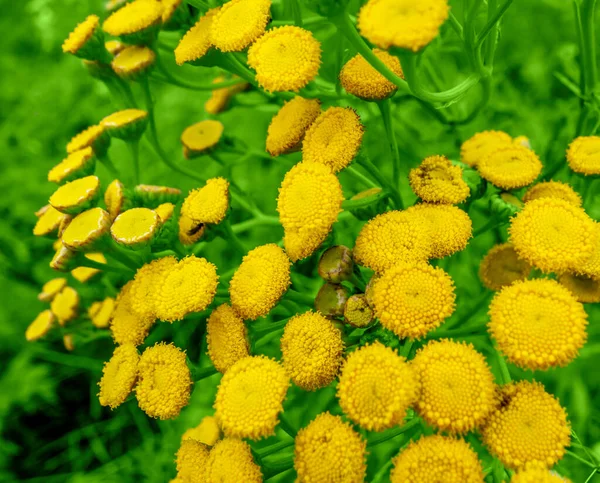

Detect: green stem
[342, 189, 388, 210]
[252, 317, 291, 335]
[377, 99, 401, 190]
[285, 288, 314, 307]
[566, 450, 597, 469]
[581, 0, 599, 96]
[289, 0, 303, 27]
[150, 73, 245, 91]
[113, 77, 138, 107]
[218, 219, 247, 254]
[356, 153, 403, 209]
[75, 257, 132, 276]
[367, 417, 420, 447]
[475, 0, 514, 49]
[106, 242, 143, 270]
[97, 152, 120, 179]
[496, 350, 512, 384]
[473, 219, 507, 238]
[232, 216, 280, 234]
[584, 468, 598, 483]
[448, 12, 464, 39]
[257, 440, 294, 458]
[345, 164, 379, 188]
[191, 365, 219, 381]
[400, 339, 413, 358]
[126, 139, 141, 185]
[278, 415, 297, 438]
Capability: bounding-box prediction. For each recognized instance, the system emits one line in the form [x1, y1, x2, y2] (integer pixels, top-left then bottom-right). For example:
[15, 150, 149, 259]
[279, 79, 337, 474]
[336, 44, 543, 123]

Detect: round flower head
[204, 75, 248, 114]
[38, 277, 67, 302]
[409, 155, 470, 204]
[281, 311, 344, 391]
[105, 179, 126, 220]
[481, 380, 571, 470]
[509, 198, 597, 273]
[373, 263, 456, 339]
[102, 0, 163, 44]
[111, 45, 155, 80]
[479, 243, 532, 291]
[512, 468, 572, 483]
[178, 212, 205, 246]
[33, 205, 68, 237]
[50, 287, 80, 326]
[105, 39, 125, 56]
[62, 15, 108, 61]
[111, 207, 160, 248]
[566, 135, 600, 175]
[207, 304, 250, 374]
[182, 415, 221, 446]
[344, 294, 374, 328]
[67, 125, 109, 155]
[390, 435, 484, 483]
[49, 175, 101, 215]
[318, 245, 354, 284]
[181, 120, 224, 158]
[478, 144, 543, 189]
[155, 256, 218, 322]
[314, 282, 348, 317]
[101, 109, 148, 141]
[128, 256, 178, 319]
[277, 162, 343, 262]
[358, 0, 449, 52]
[26, 310, 55, 341]
[48, 147, 95, 184]
[302, 107, 364, 173]
[214, 355, 289, 439]
[180, 178, 230, 225]
[577, 222, 600, 279]
[211, 0, 271, 52]
[89, 297, 116, 329]
[229, 244, 291, 320]
[110, 281, 156, 346]
[337, 342, 418, 431]
[266, 96, 321, 156]
[460, 130, 513, 167]
[340, 48, 403, 100]
[489, 279, 587, 370]
[72, 252, 107, 283]
[175, 439, 209, 483]
[294, 412, 367, 483]
[412, 339, 496, 434]
[353, 210, 431, 273]
[523, 181, 582, 206]
[174, 8, 220, 65]
[98, 343, 139, 408]
[559, 272, 600, 303]
[203, 438, 262, 483]
[61, 208, 111, 251]
[248, 26, 321, 92]
[136, 342, 192, 419]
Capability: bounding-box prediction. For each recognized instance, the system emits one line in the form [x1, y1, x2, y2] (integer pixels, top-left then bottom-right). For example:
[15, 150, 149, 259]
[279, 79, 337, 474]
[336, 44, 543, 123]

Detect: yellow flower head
[128, 256, 178, 319]
[61, 208, 112, 251]
[67, 125, 107, 154]
[523, 181, 582, 206]
[181, 178, 230, 225]
[155, 256, 219, 322]
[277, 162, 343, 262]
[182, 415, 221, 446]
[478, 144, 543, 189]
[390, 435, 484, 483]
[181, 120, 224, 158]
[104, 179, 126, 221]
[207, 304, 250, 373]
[409, 155, 470, 205]
[111, 45, 156, 79]
[62, 15, 100, 55]
[559, 272, 600, 303]
[577, 222, 600, 279]
[98, 343, 139, 408]
[479, 243, 531, 291]
[302, 107, 364, 173]
[175, 439, 209, 483]
[281, 311, 344, 391]
[343, 294, 374, 328]
[26, 310, 55, 341]
[50, 244, 77, 272]
[110, 282, 156, 346]
[412, 339, 496, 434]
[178, 212, 205, 246]
[105, 39, 126, 56]
[50, 286, 80, 326]
[489, 279, 587, 370]
[512, 468, 572, 483]
[38, 277, 67, 302]
[481, 380, 571, 470]
[337, 342, 418, 431]
[203, 438, 263, 482]
[373, 263, 456, 339]
[266, 96, 321, 156]
[71, 252, 106, 283]
[155, 202, 175, 223]
[89, 297, 116, 329]
[340, 48, 403, 101]
[509, 198, 597, 273]
[136, 342, 192, 419]
[358, 0, 449, 52]
[34, 205, 69, 237]
[214, 355, 289, 439]
[248, 26, 321, 92]
[204, 75, 248, 114]
[101, 109, 148, 140]
[566, 135, 600, 175]
[211, 0, 271, 52]
[353, 210, 430, 273]
[174, 8, 220, 65]
[103, 0, 163, 40]
[111, 207, 160, 248]
[48, 147, 95, 184]
[294, 412, 367, 483]
[49, 175, 101, 215]
[460, 130, 513, 168]
[229, 244, 291, 320]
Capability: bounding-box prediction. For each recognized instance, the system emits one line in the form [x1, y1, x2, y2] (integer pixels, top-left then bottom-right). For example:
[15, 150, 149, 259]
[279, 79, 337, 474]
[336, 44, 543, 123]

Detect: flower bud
[111, 45, 156, 81]
[344, 294, 374, 328]
[48, 147, 96, 184]
[26, 310, 55, 342]
[111, 207, 160, 249]
[49, 176, 101, 215]
[314, 283, 349, 318]
[181, 120, 224, 159]
[50, 244, 78, 272]
[61, 207, 112, 252]
[133, 184, 182, 207]
[63, 15, 112, 63]
[318, 245, 354, 283]
[38, 278, 68, 302]
[101, 109, 149, 141]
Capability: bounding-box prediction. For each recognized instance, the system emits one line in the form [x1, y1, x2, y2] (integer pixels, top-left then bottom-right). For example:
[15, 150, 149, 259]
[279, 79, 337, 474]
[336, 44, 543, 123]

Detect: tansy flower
[134, 184, 182, 205]
[509, 198, 597, 273]
[489, 279, 587, 370]
[372, 263, 456, 339]
[50, 244, 78, 272]
[63, 334, 75, 351]
[49, 175, 101, 215]
[38, 277, 67, 302]
[182, 415, 221, 446]
[318, 245, 354, 283]
[34, 205, 69, 237]
[50, 287, 80, 326]
[409, 155, 470, 205]
[203, 438, 262, 482]
[161, 0, 183, 25]
[102, 0, 163, 43]
[61, 208, 112, 251]
[214, 355, 289, 439]
[344, 294, 374, 328]
[302, 107, 364, 173]
[340, 49, 403, 101]
[175, 439, 209, 483]
[62, 15, 106, 61]
[512, 468, 573, 483]
[181, 120, 224, 158]
[207, 304, 250, 373]
[266, 97, 321, 156]
[294, 412, 367, 483]
[111, 207, 160, 248]
[105, 39, 125, 56]
[174, 8, 220, 65]
[248, 26, 321, 92]
[566, 135, 600, 175]
[229, 244, 290, 320]
[412, 339, 496, 434]
[577, 222, 600, 279]
[48, 147, 95, 184]
[277, 162, 343, 262]
[210, 0, 271, 52]
[72, 252, 107, 283]
[314, 282, 348, 317]
[337, 342, 418, 431]
[204, 75, 248, 114]
[523, 181, 582, 206]
[280, 311, 344, 391]
[128, 256, 178, 319]
[460, 130, 513, 167]
[26, 310, 55, 341]
[136, 342, 192, 419]
[111, 45, 156, 80]
[477, 144, 542, 189]
[155, 202, 175, 223]
[110, 281, 156, 346]
[390, 435, 484, 483]
[559, 272, 600, 303]
[88, 297, 116, 329]
[479, 243, 532, 291]
[358, 0, 449, 52]
[481, 380, 571, 470]
[180, 178, 230, 225]
[101, 109, 149, 140]
[98, 343, 139, 408]
[104, 179, 126, 220]
[178, 212, 205, 246]
[66, 125, 108, 154]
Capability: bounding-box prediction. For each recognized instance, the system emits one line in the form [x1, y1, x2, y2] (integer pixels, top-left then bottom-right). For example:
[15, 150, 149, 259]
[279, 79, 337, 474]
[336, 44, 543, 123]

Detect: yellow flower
[277, 162, 343, 262]
[34, 205, 68, 237]
[566, 135, 600, 175]
[136, 342, 192, 419]
[229, 244, 291, 320]
[26, 310, 55, 341]
[129, 256, 178, 319]
[204, 76, 248, 114]
[372, 263, 455, 339]
[102, 0, 163, 40]
[182, 415, 221, 446]
[161, 0, 183, 24]
[101, 109, 148, 140]
[248, 26, 321, 92]
[38, 277, 67, 302]
[175, 439, 209, 483]
[111, 207, 160, 248]
[134, 184, 182, 204]
[72, 252, 107, 283]
[412, 339, 496, 434]
[210, 0, 271, 52]
[63, 333, 75, 351]
[302, 107, 364, 173]
[559, 272, 600, 303]
[481, 380, 571, 470]
[203, 438, 262, 482]
[214, 355, 289, 439]
[337, 342, 418, 431]
[207, 304, 250, 373]
[343, 294, 374, 328]
[266, 97, 321, 156]
[489, 279, 587, 370]
[88, 297, 116, 329]
[509, 198, 597, 273]
[49, 175, 101, 215]
[512, 468, 572, 483]
[110, 281, 156, 346]
[50, 244, 77, 272]
[98, 343, 139, 408]
[460, 130, 513, 167]
[104, 179, 126, 221]
[577, 222, 600, 279]
[479, 243, 532, 291]
[180, 178, 230, 225]
[178, 212, 205, 246]
[155, 202, 175, 223]
[48, 147, 95, 184]
[180, 120, 224, 158]
[409, 155, 470, 205]
[111, 45, 156, 79]
[358, 0, 449, 52]
[390, 435, 484, 483]
[523, 181, 582, 206]
[61, 208, 112, 251]
[174, 8, 220, 65]
[62, 15, 100, 55]
[477, 144, 543, 189]
[50, 286, 80, 326]
[66, 125, 107, 154]
[294, 412, 366, 483]
[105, 39, 126, 56]
[281, 311, 344, 391]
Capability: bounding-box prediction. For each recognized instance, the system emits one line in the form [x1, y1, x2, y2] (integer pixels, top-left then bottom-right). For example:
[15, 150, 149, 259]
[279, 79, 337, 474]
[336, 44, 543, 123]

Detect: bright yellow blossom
[460, 130, 513, 168]
[204, 75, 248, 114]
[206, 304, 250, 373]
[49, 175, 100, 215]
[339, 49, 403, 100]
[559, 272, 600, 303]
[98, 343, 139, 408]
[266, 97, 321, 156]
[61, 208, 112, 251]
[71, 252, 106, 283]
[203, 438, 262, 482]
[566, 135, 600, 175]
[409, 155, 470, 204]
[577, 222, 600, 279]
[111, 45, 156, 79]
[180, 178, 229, 225]
[62, 15, 100, 55]
[174, 8, 220, 65]
[478, 144, 543, 189]
[180, 120, 224, 158]
[129, 256, 178, 319]
[66, 125, 107, 154]
[211, 0, 271, 52]
[523, 181, 582, 206]
[38, 277, 67, 302]
[34, 205, 69, 237]
[111, 207, 160, 248]
[26, 310, 55, 341]
[182, 415, 221, 446]
[110, 281, 156, 346]
[479, 243, 531, 291]
[48, 147, 95, 184]
[343, 294, 374, 328]
[175, 439, 209, 483]
[88, 297, 116, 329]
[102, 0, 163, 40]
[512, 468, 572, 483]
[104, 179, 126, 221]
[50, 286, 80, 326]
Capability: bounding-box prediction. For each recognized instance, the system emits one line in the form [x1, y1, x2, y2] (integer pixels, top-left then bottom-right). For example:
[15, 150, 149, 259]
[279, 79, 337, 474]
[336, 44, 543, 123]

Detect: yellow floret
[180, 178, 230, 225]
[478, 144, 543, 189]
[38, 277, 67, 302]
[175, 439, 209, 483]
[479, 243, 531, 291]
[62, 15, 100, 54]
[48, 147, 95, 184]
[129, 256, 178, 319]
[88, 297, 116, 329]
[49, 175, 100, 215]
[102, 0, 163, 37]
[110, 281, 156, 346]
[111, 45, 155, 78]
[50, 286, 80, 326]
[266, 97, 321, 156]
[61, 208, 112, 251]
[523, 181, 582, 206]
[207, 304, 250, 373]
[210, 0, 271, 52]
[180, 120, 224, 158]
[409, 155, 470, 204]
[512, 468, 572, 483]
[182, 415, 221, 446]
[34, 205, 69, 237]
[67, 125, 106, 154]
[105, 179, 125, 220]
[174, 8, 220, 65]
[98, 343, 139, 408]
[111, 207, 160, 247]
[460, 130, 513, 167]
[203, 438, 262, 482]
[559, 272, 600, 303]
[26, 310, 55, 341]
[566, 135, 600, 175]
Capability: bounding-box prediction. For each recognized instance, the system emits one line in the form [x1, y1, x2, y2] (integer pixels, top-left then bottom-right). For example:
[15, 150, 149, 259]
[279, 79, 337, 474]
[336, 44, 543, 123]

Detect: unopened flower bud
[344, 294, 374, 328]
[314, 283, 349, 318]
[318, 245, 354, 283]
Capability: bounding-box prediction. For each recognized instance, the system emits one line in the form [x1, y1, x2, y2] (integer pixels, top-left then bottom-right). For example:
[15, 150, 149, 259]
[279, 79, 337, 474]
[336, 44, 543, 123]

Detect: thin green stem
[496, 350, 512, 384]
[113, 77, 138, 107]
[345, 164, 379, 188]
[289, 0, 303, 27]
[342, 189, 388, 210]
[584, 468, 598, 483]
[581, 0, 599, 96]
[219, 219, 247, 254]
[278, 415, 297, 438]
[285, 288, 314, 307]
[257, 440, 294, 458]
[448, 12, 464, 39]
[97, 152, 120, 179]
[473, 219, 507, 238]
[191, 365, 219, 381]
[232, 216, 280, 234]
[126, 139, 141, 185]
[377, 99, 401, 190]
[475, 0, 514, 48]
[150, 73, 245, 91]
[400, 339, 414, 358]
[75, 257, 132, 276]
[566, 449, 597, 469]
[367, 417, 420, 447]
[356, 153, 403, 209]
